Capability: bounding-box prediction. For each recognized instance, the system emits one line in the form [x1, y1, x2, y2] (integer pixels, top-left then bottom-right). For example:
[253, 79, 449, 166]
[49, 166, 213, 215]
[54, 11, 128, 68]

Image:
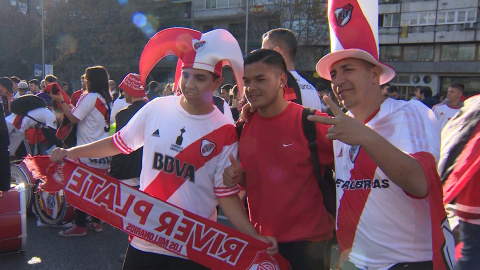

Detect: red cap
[119, 73, 145, 97]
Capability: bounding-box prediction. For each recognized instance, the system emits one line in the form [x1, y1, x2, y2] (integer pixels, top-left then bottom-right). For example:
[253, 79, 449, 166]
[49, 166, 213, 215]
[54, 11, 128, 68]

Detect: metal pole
[244, 0, 249, 55]
[41, 0, 45, 78]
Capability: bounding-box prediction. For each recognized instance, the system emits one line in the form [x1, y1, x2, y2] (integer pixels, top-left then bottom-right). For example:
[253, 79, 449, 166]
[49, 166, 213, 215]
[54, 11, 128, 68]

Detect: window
[437, 9, 477, 24]
[403, 46, 418, 61]
[202, 24, 214, 32]
[228, 23, 245, 40]
[441, 44, 476, 61]
[380, 13, 400, 27]
[458, 44, 476, 61]
[380, 46, 401, 61]
[418, 46, 434, 61]
[205, 0, 216, 9]
[401, 12, 436, 26]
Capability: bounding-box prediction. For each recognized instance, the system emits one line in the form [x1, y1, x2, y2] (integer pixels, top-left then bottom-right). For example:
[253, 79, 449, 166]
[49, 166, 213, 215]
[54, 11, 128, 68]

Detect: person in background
[146, 80, 160, 101]
[109, 79, 119, 101]
[50, 65, 113, 237]
[70, 74, 87, 106]
[0, 77, 14, 116]
[0, 103, 9, 198]
[163, 83, 174, 96]
[15, 81, 31, 98]
[29, 79, 41, 95]
[262, 28, 322, 110]
[420, 86, 440, 109]
[387, 85, 399, 100]
[109, 73, 146, 188]
[434, 83, 464, 130]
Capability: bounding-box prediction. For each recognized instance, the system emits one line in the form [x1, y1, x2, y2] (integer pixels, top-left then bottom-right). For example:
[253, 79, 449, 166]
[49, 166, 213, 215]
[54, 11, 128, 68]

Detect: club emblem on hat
[334, 3, 353, 27]
[192, 39, 206, 52]
[349, 145, 360, 163]
[200, 139, 216, 157]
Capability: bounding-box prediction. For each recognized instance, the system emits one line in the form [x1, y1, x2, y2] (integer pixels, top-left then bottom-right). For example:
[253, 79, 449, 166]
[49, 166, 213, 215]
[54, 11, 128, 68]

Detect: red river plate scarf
[24, 156, 289, 270]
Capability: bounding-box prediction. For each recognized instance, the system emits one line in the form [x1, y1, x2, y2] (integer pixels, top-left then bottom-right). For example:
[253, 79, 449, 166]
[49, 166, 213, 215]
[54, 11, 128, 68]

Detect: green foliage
[1, 0, 186, 85]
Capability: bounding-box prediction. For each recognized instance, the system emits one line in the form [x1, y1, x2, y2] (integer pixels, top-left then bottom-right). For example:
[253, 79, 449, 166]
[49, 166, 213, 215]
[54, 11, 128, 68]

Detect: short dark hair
[380, 83, 391, 90]
[244, 49, 287, 74]
[29, 79, 40, 87]
[262, 28, 297, 60]
[420, 86, 433, 97]
[45, 75, 57, 83]
[221, 84, 233, 92]
[149, 81, 158, 91]
[450, 83, 464, 93]
[9, 76, 20, 83]
[387, 85, 398, 93]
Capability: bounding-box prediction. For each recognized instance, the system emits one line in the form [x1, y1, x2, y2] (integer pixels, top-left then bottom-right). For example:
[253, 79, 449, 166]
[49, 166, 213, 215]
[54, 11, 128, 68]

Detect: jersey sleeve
[213, 125, 239, 197]
[72, 93, 96, 121]
[112, 102, 149, 154]
[314, 111, 334, 167]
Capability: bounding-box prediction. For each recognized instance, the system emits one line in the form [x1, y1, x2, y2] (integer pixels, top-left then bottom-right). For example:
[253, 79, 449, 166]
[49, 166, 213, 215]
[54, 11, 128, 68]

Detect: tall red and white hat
[139, 27, 244, 97]
[316, 0, 395, 84]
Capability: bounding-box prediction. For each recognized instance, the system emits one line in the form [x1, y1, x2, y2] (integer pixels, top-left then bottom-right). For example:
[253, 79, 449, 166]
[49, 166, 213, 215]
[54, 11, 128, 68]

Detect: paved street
[0, 213, 128, 270]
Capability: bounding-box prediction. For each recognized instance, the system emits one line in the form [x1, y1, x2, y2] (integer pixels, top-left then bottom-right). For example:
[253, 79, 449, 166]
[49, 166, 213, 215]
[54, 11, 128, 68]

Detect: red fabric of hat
[119, 73, 145, 97]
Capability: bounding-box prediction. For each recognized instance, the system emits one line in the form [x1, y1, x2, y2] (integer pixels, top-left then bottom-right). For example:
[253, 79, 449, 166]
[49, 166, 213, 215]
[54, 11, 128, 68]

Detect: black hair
[262, 28, 297, 59]
[29, 79, 40, 86]
[221, 84, 233, 92]
[85, 66, 112, 105]
[387, 85, 398, 93]
[149, 81, 158, 91]
[244, 49, 287, 74]
[420, 86, 433, 97]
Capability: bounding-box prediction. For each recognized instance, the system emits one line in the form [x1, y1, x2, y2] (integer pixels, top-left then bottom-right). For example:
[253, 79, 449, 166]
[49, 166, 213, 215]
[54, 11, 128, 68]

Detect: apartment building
[379, 0, 479, 98]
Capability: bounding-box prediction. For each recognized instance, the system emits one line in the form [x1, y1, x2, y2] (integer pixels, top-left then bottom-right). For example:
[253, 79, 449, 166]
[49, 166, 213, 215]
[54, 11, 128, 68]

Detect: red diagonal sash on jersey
[329, 0, 377, 58]
[23, 156, 289, 270]
[144, 125, 237, 201]
[336, 147, 374, 265]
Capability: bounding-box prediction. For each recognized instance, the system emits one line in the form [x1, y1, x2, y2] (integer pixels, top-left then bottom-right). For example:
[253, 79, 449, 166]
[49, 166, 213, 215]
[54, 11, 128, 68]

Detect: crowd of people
[0, 2, 478, 270]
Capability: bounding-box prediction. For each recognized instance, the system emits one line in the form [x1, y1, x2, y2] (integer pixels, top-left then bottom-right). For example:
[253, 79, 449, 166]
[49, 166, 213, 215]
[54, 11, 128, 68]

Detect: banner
[24, 156, 289, 270]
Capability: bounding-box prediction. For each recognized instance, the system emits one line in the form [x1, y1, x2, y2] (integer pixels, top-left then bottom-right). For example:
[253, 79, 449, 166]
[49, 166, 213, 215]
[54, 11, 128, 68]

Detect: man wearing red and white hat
[108, 73, 146, 188]
[309, 1, 455, 269]
[50, 28, 277, 269]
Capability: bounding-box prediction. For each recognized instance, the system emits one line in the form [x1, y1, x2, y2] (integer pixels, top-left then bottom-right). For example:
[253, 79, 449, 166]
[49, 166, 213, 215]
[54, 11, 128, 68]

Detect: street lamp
[41, 0, 45, 78]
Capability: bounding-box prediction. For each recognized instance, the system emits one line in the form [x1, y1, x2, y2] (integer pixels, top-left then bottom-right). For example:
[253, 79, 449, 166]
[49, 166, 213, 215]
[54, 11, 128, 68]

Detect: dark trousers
[123, 244, 209, 270]
[455, 220, 480, 270]
[278, 240, 330, 270]
[74, 209, 100, 227]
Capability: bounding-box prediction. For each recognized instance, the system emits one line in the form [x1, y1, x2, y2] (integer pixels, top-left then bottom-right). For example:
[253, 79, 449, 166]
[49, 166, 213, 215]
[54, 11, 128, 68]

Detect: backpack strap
[285, 71, 302, 105]
[213, 96, 225, 114]
[302, 107, 336, 218]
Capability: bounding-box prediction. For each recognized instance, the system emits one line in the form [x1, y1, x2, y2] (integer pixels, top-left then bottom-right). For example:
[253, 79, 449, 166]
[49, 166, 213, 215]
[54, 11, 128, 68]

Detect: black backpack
[11, 95, 46, 116]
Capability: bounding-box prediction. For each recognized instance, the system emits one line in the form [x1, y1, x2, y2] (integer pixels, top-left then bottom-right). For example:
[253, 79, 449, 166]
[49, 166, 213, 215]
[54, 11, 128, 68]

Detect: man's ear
[371, 65, 381, 84]
[280, 72, 287, 88]
[272, 45, 282, 54]
[213, 76, 224, 90]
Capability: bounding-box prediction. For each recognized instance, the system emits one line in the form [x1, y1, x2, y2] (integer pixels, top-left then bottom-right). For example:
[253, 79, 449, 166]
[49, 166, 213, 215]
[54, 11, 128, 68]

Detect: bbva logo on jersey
[200, 139, 216, 157]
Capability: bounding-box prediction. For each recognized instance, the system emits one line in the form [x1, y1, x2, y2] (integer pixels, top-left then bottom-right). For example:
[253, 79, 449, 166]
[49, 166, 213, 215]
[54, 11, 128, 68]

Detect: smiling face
[329, 58, 382, 113]
[243, 61, 286, 113]
[179, 68, 223, 114]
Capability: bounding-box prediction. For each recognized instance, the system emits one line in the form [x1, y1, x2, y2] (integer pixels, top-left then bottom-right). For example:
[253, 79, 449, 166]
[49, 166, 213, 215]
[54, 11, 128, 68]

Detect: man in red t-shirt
[223, 49, 334, 270]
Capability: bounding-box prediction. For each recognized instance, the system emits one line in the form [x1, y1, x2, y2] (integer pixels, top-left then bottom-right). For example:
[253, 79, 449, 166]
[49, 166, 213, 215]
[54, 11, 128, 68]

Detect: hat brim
[316, 49, 396, 85]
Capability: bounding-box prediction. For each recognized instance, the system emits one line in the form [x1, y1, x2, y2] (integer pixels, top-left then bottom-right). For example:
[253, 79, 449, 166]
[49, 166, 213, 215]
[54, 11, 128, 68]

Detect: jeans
[454, 220, 480, 270]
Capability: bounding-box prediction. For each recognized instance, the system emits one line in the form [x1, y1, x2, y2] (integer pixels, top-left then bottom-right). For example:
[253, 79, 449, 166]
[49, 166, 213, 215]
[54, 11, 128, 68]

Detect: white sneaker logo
[283, 143, 294, 147]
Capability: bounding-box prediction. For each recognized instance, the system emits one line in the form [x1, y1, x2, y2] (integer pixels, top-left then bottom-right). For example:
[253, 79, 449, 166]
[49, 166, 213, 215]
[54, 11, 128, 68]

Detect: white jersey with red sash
[334, 98, 455, 269]
[72, 92, 110, 170]
[112, 96, 239, 257]
[434, 104, 460, 130]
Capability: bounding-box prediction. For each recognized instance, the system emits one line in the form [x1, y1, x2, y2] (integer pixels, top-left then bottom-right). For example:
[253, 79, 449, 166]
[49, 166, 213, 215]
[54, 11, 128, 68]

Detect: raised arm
[308, 96, 428, 197]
